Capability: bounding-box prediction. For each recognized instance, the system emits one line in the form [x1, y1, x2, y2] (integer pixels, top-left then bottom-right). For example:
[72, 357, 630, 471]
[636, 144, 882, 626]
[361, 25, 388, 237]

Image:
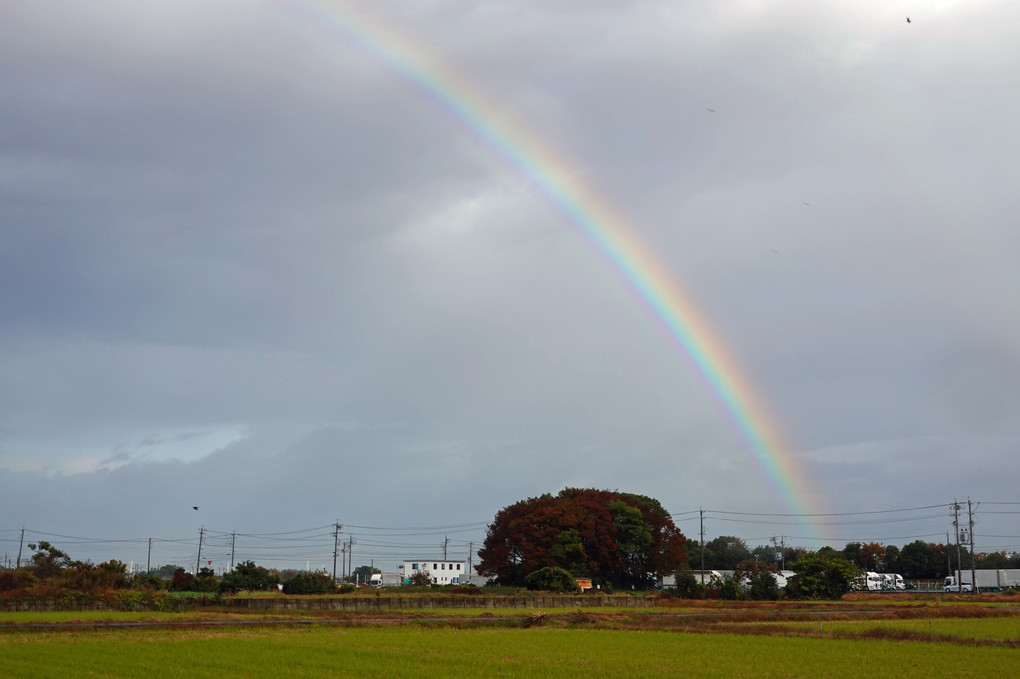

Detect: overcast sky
[2, 0, 1019, 572]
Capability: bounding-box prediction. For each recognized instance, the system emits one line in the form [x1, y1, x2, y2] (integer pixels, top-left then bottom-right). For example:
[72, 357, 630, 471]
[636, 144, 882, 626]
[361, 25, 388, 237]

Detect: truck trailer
[944, 569, 1020, 592]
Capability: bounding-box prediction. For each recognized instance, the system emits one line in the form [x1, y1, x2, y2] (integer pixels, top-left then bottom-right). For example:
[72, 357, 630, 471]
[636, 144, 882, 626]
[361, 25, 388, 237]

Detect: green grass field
[2, 623, 1018, 678]
[4, 599, 1020, 677]
[784, 616, 1020, 641]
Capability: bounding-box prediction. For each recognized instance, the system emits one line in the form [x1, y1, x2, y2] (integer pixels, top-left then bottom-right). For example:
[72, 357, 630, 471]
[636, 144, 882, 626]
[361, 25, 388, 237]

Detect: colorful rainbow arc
[293, 0, 820, 533]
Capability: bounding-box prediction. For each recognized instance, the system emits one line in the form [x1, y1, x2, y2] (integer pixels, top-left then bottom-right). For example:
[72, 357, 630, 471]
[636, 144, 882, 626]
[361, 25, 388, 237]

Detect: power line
[705, 514, 950, 527]
[7, 498, 1018, 570]
[702, 502, 953, 518]
[341, 522, 488, 531]
[778, 532, 951, 543]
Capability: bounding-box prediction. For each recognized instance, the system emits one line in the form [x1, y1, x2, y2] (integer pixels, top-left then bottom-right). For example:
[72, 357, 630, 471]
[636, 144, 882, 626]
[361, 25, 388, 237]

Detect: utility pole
[230, 531, 237, 571]
[769, 535, 786, 570]
[346, 535, 355, 579]
[467, 541, 474, 575]
[968, 498, 977, 595]
[699, 508, 705, 587]
[332, 522, 342, 583]
[195, 526, 205, 575]
[340, 544, 347, 580]
[952, 499, 963, 585]
[441, 535, 449, 560]
[147, 538, 152, 573]
[17, 527, 25, 569]
[946, 532, 951, 578]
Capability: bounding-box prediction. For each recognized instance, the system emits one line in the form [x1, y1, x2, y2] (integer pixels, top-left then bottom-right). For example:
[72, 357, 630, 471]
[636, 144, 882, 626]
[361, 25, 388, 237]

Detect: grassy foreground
[782, 616, 1020, 641]
[2, 625, 1018, 678]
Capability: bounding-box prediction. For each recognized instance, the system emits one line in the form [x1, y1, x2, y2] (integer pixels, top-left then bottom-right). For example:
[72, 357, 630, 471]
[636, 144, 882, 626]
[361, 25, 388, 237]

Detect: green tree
[62, 563, 101, 591]
[27, 541, 74, 578]
[547, 530, 587, 576]
[751, 544, 781, 566]
[666, 565, 699, 598]
[976, 551, 1012, 569]
[841, 542, 862, 565]
[717, 575, 742, 600]
[187, 567, 219, 592]
[96, 560, 129, 589]
[219, 561, 279, 593]
[131, 572, 169, 591]
[153, 564, 185, 579]
[524, 566, 581, 593]
[899, 541, 940, 579]
[702, 536, 751, 570]
[956, 544, 973, 570]
[282, 571, 336, 595]
[786, 552, 862, 599]
[477, 488, 686, 589]
[59, 560, 128, 591]
[734, 559, 781, 601]
[608, 500, 654, 585]
[883, 545, 901, 574]
[782, 546, 807, 566]
[350, 565, 381, 584]
[408, 570, 433, 587]
[278, 569, 301, 584]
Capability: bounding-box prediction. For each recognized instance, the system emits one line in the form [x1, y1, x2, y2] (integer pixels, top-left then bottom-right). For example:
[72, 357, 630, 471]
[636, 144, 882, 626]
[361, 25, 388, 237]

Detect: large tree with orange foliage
[476, 488, 687, 589]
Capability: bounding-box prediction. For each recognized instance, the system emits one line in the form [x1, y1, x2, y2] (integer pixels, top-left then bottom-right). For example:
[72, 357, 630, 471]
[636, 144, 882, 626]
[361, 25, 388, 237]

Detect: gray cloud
[2, 1, 1018, 569]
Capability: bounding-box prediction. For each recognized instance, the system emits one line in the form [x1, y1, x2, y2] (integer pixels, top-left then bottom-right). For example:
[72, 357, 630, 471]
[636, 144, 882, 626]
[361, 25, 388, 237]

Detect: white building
[659, 570, 722, 589]
[401, 560, 467, 585]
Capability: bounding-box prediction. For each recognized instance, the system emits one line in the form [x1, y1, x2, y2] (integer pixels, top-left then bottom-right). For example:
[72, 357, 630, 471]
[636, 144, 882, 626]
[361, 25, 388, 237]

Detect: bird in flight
[192, 506, 199, 510]
[906, 17, 911, 23]
[706, 108, 717, 113]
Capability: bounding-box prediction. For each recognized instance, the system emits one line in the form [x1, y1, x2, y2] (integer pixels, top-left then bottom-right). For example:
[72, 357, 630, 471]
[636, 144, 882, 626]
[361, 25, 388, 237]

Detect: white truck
[772, 570, 796, 589]
[878, 573, 906, 590]
[859, 572, 885, 591]
[944, 569, 1020, 592]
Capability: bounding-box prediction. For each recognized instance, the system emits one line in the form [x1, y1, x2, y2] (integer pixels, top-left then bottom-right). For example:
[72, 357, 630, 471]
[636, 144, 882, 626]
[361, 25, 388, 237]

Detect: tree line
[0, 540, 389, 603]
[689, 536, 1020, 578]
[476, 488, 1020, 598]
[8, 490, 1017, 604]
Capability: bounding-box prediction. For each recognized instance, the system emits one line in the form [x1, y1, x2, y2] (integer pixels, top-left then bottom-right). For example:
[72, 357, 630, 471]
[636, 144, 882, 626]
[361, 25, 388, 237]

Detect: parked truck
[878, 573, 906, 590]
[853, 572, 885, 591]
[1002, 569, 1020, 588]
[944, 569, 1020, 592]
[773, 570, 796, 589]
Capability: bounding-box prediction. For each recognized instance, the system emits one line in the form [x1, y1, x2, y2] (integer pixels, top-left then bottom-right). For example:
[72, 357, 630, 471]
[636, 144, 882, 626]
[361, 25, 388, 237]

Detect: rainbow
[290, 1, 821, 531]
